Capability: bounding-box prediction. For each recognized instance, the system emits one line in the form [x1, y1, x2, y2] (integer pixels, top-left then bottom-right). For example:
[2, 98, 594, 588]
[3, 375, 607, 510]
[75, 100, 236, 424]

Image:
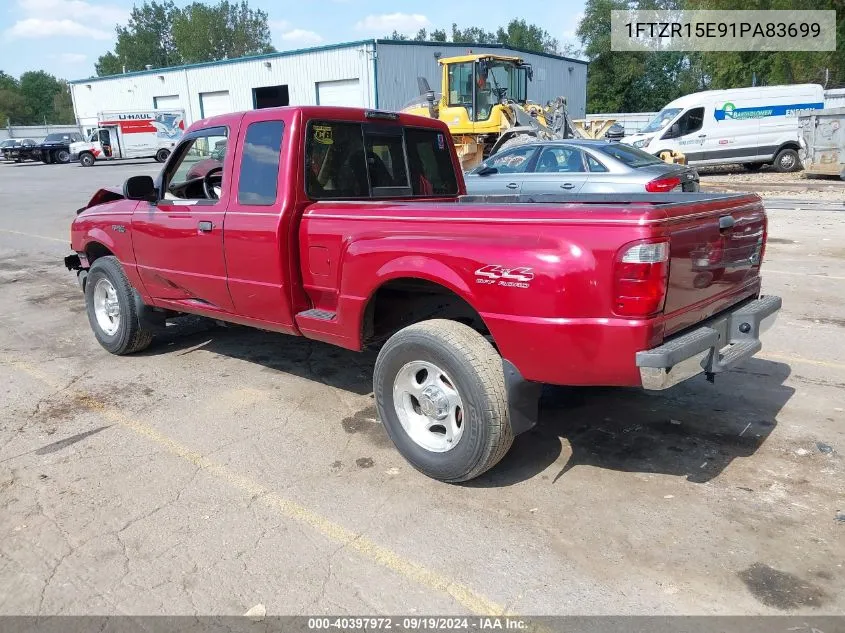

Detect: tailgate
[662, 196, 765, 335]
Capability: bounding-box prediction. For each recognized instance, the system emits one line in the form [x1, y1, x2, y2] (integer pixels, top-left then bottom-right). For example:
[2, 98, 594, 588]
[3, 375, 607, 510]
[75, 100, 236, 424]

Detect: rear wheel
[373, 319, 513, 482]
[79, 152, 95, 167]
[55, 149, 70, 164]
[155, 148, 170, 163]
[85, 256, 154, 355]
[773, 148, 801, 173]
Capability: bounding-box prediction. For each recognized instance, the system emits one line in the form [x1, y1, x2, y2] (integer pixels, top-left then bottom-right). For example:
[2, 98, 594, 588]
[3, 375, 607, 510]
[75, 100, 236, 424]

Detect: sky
[0, 0, 585, 80]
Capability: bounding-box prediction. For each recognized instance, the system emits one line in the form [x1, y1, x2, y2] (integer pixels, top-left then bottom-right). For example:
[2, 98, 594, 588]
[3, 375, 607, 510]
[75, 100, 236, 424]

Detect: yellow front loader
[402, 54, 575, 171]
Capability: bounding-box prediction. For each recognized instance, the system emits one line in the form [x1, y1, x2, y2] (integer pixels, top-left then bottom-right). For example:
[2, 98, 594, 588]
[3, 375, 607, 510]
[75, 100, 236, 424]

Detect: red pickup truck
[65, 106, 781, 482]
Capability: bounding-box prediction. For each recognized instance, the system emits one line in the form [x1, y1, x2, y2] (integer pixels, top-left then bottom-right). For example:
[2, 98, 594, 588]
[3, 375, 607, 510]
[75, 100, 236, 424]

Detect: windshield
[640, 107, 682, 134]
[594, 143, 665, 168]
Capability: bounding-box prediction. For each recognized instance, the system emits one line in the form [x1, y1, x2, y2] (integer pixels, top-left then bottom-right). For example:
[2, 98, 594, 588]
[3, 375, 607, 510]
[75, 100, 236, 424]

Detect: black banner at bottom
[0, 616, 842, 633]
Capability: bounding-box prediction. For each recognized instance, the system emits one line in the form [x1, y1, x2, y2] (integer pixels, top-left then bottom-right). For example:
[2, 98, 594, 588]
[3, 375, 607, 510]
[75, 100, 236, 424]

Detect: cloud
[355, 13, 431, 34]
[16, 0, 127, 26]
[279, 29, 323, 45]
[6, 18, 112, 40]
[52, 52, 88, 64]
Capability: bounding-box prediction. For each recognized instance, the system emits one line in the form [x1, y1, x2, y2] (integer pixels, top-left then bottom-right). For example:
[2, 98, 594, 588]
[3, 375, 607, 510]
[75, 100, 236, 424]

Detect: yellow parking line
[7, 359, 508, 616]
[759, 352, 845, 372]
[765, 269, 845, 281]
[0, 229, 67, 244]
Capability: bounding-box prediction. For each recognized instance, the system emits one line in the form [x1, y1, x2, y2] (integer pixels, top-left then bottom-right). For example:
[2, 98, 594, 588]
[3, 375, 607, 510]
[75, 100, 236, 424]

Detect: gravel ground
[697, 165, 845, 200]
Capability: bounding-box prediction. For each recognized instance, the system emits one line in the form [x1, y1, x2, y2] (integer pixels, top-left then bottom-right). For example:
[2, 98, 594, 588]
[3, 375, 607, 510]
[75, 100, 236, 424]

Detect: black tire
[773, 148, 801, 173]
[155, 149, 170, 163]
[79, 152, 95, 167]
[55, 149, 70, 164]
[743, 162, 765, 172]
[42, 153, 52, 164]
[85, 256, 154, 355]
[373, 319, 513, 482]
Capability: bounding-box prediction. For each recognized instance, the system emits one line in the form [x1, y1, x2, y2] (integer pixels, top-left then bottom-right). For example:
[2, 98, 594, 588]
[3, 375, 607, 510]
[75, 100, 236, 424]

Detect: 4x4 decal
[474, 265, 534, 288]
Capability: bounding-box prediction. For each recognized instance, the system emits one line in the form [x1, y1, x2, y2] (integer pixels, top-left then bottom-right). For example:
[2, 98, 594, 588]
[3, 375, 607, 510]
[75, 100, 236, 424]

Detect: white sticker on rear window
[437, 133, 445, 150]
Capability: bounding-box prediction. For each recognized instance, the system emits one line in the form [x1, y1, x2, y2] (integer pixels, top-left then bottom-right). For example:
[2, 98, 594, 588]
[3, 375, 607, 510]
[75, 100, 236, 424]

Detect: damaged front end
[64, 252, 90, 290]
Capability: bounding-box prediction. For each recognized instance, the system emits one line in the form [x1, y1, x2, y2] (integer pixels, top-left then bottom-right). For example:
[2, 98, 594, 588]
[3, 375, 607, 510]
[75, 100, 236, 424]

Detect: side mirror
[476, 165, 498, 176]
[123, 175, 157, 201]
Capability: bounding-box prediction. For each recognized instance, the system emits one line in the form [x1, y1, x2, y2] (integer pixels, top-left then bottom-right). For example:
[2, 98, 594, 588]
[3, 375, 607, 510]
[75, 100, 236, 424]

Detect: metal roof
[70, 38, 587, 84]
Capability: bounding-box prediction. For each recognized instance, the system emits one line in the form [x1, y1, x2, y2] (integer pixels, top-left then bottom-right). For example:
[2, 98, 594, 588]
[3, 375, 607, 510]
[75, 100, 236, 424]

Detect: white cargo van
[622, 85, 824, 172]
[70, 110, 185, 166]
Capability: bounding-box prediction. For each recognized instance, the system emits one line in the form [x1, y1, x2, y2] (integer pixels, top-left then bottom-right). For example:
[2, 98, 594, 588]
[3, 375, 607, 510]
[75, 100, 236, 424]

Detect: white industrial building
[69, 39, 587, 130]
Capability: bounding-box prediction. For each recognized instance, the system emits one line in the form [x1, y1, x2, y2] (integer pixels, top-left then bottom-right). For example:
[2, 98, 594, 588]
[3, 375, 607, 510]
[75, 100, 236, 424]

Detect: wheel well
[85, 241, 113, 264]
[776, 142, 800, 153]
[362, 278, 490, 348]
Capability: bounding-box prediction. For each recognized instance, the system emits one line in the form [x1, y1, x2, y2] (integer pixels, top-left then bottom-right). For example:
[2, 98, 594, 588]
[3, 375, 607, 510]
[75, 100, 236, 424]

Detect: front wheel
[79, 152, 95, 167]
[155, 149, 170, 163]
[85, 256, 154, 355]
[373, 320, 513, 482]
[773, 148, 801, 173]
[55, 149, 70, 164]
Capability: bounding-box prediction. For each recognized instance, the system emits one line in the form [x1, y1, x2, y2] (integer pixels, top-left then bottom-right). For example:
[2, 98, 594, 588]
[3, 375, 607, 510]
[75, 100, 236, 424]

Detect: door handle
[560, 183, 575, 189]
[198, 221, 213, 233]
[718, 215, 735, 231]
[506, 182, 519, 190]
[698, 134, 707, 138]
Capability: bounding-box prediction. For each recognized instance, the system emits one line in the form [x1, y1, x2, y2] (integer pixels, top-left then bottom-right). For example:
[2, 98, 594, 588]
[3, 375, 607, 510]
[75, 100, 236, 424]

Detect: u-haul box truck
[71, 110, 185, 166]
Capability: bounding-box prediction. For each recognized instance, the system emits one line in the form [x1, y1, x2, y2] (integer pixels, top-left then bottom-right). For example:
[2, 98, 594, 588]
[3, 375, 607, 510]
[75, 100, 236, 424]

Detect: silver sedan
[465, 139, 700, 195]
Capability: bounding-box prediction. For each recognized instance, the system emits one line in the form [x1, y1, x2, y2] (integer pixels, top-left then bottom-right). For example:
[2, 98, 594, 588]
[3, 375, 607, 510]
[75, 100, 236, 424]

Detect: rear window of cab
[305, 121, 458, 199]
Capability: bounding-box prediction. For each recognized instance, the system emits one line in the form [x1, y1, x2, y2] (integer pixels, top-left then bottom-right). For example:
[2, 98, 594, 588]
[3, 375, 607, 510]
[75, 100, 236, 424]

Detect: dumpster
[799, 107, 845, 179]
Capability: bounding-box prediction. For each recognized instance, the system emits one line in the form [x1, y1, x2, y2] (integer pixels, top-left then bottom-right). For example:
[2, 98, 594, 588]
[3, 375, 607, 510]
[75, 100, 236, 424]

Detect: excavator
[401, 53, 578, 170]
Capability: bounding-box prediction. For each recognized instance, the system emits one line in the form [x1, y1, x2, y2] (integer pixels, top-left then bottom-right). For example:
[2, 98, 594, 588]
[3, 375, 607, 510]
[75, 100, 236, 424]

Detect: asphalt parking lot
[0, 160, 843, 616]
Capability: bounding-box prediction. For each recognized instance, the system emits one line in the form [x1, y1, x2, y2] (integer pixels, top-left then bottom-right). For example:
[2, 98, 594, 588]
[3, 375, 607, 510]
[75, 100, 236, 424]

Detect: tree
[388, 30, 409, 41]
[172, 1, 274, 64]
[19, 71, 63, 124]
[96, 1, 180, 76]
[451, 23, 497, 44]
[495, 19, 560, 54]
[95, 0, 274, 76]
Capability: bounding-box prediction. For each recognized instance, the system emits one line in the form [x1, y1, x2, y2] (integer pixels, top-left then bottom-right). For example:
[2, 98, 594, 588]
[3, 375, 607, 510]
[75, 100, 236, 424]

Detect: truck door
[657, 107, 705, 161]
[223, 108, 296, 330]
[131, 125, 235, 312]
[98, 128, 115, 158]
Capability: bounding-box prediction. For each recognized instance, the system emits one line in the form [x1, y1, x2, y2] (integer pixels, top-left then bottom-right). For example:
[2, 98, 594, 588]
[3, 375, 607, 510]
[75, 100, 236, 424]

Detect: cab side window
[163, 127, 229, 201]
[676, 107, 705, 136]
[448, 62, 473, 108]
[238, 121, 284, 205]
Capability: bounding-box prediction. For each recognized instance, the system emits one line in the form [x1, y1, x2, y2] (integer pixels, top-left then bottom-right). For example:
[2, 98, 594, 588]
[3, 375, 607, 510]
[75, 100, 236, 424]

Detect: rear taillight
[613, 241, 670, 317]
[645, 176, 681, 192]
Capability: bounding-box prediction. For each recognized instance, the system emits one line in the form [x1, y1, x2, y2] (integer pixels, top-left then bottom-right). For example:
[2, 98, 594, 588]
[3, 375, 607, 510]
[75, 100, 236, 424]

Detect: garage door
[316, 79, 362, 107]
[153, 94, 180, 110]
[200, 91, 232, 118]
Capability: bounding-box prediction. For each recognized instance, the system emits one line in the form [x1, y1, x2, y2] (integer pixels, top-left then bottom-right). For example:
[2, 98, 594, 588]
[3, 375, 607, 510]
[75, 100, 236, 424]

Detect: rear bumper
[636, 295, 781, 390]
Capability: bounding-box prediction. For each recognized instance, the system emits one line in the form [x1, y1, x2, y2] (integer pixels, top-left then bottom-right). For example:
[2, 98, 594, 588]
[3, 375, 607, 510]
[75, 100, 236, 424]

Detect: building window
[253, 85, 289, 109]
